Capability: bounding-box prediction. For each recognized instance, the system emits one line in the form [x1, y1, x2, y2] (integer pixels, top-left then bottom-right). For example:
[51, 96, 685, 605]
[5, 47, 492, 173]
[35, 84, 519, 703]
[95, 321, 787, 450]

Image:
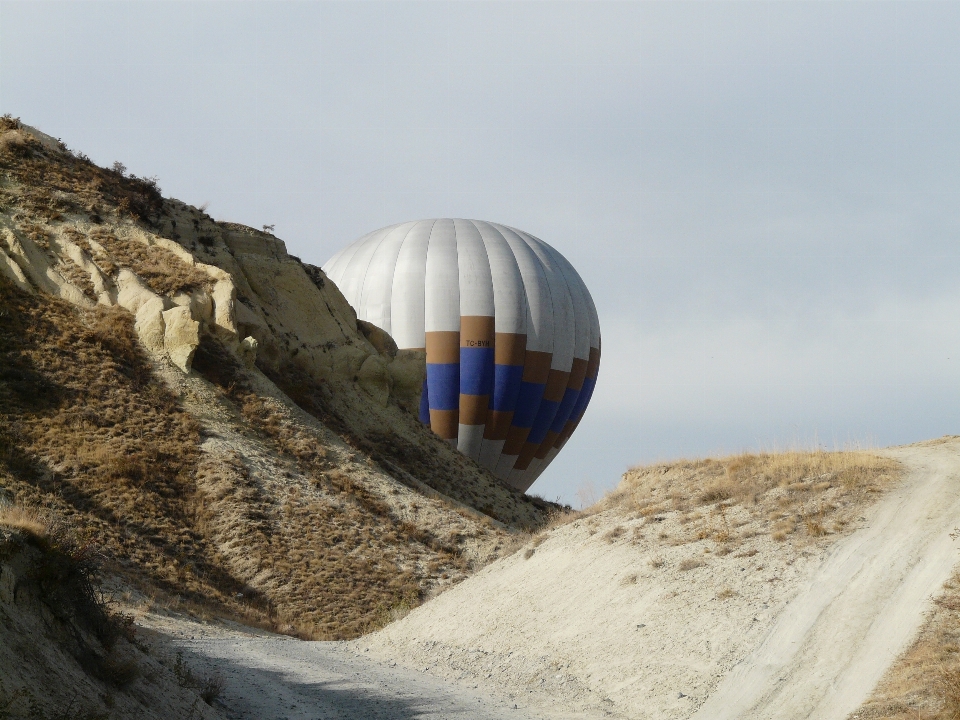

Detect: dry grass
[596, 449, 900, 549]
[853, 569, 960, 719]
[86, 226, 212, 296]
[0, 278, 265, 626]
[0, 277, 446, 639]
[0, 503, 48, 536]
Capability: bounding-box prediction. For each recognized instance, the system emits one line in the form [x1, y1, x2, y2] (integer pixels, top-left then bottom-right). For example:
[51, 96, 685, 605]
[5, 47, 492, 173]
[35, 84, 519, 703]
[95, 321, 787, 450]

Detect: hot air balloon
[323, 219, 600, 492]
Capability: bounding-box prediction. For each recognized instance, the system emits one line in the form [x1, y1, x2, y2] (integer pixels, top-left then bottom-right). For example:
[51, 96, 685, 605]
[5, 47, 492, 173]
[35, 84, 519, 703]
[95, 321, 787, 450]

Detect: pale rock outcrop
[389, 349, 427, 415]
[0, 247, 32, 293]
[135, 297, 168, 353]
[162, 305, 201, 372]
[211, 278, 238, 340]
[238, 335, 259, 367]
[48, 229, 114, 304]
[115, 269, 168, 353]
[171, 289, 214, 325]
[357, 319, 399, 358]
[0, 224, 91, 307]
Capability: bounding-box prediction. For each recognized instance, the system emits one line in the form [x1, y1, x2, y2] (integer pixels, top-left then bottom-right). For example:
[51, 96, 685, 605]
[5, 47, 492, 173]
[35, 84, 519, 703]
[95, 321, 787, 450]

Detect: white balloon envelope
[323, 219, 600, 492]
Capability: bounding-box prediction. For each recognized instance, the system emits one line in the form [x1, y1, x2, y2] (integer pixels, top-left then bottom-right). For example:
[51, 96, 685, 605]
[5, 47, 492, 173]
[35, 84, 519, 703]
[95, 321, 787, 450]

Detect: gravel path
[139, 618, 546, 720]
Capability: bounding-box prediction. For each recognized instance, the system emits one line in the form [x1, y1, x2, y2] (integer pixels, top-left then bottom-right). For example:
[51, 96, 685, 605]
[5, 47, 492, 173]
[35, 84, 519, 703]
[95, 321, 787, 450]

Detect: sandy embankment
[364, 439, 960, 720]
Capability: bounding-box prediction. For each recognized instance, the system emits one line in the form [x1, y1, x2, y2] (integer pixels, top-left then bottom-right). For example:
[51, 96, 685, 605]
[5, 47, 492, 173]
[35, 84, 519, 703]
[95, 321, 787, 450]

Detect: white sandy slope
[364, 438, 960, 720]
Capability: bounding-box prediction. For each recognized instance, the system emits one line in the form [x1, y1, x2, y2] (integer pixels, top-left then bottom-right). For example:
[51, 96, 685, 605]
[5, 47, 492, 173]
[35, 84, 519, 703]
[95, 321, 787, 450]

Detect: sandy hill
[0, 114, 556, 657]
[364, 441, 960, 720]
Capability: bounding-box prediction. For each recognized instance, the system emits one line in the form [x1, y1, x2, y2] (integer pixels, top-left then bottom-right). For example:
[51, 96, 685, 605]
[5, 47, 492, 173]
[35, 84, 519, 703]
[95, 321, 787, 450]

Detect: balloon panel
[323, 219, 600, 492]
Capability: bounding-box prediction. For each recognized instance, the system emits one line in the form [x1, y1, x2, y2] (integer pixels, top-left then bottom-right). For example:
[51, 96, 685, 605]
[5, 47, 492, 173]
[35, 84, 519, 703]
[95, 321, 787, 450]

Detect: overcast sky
[3, 1, 960, 506]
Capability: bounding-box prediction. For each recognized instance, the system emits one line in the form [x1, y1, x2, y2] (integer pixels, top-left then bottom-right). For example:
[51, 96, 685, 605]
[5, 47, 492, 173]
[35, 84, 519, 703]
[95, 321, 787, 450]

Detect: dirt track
[691, 439, 960, 719]
[137, 615, 546, 720]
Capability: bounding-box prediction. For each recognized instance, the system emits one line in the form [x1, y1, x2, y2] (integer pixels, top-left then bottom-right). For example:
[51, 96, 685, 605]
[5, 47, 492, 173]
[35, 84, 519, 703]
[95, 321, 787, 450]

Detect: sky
[3, 1, 960, 507]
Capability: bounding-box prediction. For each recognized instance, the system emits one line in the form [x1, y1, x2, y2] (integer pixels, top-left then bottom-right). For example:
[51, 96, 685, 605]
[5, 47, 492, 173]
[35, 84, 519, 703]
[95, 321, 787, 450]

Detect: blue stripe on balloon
[580, 375, 598, 415]
[549, 386, 581, 434]
[512, 381, 546, 427]
[491, 364, 524, 412]
[528, 399, 561, 444]
[568, 375, 596, 422]
[418, 377, 430, 424]
[426, 363, 460, 411]
[459, 347, 495, 396]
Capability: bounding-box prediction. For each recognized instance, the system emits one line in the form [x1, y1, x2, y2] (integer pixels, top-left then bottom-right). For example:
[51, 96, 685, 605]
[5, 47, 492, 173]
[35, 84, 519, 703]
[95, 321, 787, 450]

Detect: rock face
[0, 124, 423, 412]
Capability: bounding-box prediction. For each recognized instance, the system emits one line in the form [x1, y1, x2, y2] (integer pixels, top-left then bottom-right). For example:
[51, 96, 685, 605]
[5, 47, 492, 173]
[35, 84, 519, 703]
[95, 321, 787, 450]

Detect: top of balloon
[323, 219, 600, 492]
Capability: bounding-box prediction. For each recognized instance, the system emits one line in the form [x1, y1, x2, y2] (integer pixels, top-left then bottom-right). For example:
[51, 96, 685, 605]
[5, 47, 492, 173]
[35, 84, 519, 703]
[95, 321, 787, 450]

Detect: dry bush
[679, 557, 705, 572]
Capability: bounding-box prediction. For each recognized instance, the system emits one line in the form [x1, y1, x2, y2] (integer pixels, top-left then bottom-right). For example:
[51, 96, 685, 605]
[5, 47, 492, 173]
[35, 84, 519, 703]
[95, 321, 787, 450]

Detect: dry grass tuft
[679, 557, 705, 572]
[0, 503, 48, 537]
[604, 525, 626, 543]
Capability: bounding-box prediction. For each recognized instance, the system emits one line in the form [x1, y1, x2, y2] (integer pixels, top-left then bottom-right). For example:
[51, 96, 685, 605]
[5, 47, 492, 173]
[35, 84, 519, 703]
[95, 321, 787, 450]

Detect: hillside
[0, 116, 556, 646]
[0, 512, 227, 719]
[363, 442, 960, 719]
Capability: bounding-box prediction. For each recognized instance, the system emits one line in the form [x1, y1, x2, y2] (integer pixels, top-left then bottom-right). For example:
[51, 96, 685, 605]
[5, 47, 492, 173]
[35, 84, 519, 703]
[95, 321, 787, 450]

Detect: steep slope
[0, 116, 555, 640]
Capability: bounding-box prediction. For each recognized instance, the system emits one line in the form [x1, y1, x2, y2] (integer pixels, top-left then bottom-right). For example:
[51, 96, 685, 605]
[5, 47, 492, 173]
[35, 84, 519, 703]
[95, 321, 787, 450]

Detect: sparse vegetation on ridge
[511, 449, 901, 568]
[592, 448, 899, 548]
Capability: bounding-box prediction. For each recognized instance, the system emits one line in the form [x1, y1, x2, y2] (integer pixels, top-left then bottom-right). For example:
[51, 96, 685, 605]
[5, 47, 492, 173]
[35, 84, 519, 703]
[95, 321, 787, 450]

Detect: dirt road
[138, 616, 546, 720]
[690, 440, 960, 719]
